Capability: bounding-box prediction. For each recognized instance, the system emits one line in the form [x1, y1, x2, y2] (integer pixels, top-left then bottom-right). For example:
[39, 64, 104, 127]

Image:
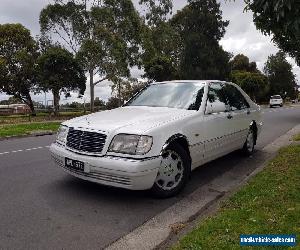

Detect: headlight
[108, 134, 153, 155]
[56, 125, 69, 144]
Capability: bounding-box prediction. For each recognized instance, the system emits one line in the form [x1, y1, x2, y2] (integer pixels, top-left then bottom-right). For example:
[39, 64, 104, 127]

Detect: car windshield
[125, 82, 205, 110]
[271, 95, 282, 99]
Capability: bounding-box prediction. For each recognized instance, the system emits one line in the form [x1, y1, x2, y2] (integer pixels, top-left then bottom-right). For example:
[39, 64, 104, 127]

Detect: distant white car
[50, 81, 262, 197]
[291, 99, 298, 104]
[269, 95, 283, 108]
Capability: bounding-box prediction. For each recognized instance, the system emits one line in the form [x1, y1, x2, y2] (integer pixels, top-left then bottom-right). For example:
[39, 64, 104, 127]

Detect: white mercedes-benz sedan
[50, 80, 262, 197]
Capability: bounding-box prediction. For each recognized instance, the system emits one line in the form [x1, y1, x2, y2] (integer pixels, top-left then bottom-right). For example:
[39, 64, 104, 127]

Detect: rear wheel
[242, 127, 255, 156]
[151, 143, 190, 198]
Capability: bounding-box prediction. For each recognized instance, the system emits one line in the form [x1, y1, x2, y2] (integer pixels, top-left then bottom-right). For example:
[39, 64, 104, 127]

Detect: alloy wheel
[155, 150, 184, 191]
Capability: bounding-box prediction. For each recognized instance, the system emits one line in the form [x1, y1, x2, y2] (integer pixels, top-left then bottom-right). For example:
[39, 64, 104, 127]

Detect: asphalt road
[0, 106, 300, 249]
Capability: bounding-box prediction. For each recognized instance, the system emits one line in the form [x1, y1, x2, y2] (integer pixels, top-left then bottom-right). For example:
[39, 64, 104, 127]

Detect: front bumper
[50, 143, 161, 190]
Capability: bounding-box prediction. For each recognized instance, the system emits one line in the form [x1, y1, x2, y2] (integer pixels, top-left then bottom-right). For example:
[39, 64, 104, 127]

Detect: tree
[0, 23, 38, 114]
[139, 0, 173, 26]
[264, 51, 297, 98]
[171, 0, 231, 80]
[94, 97, 105, 107]
[36, 47, 86, 115]
[143, 56, 178, 81]
[40, 0, 142, 111]
[231, 54, 250, 71]
[105, 96, 120, 110]
[243, 0, 300, 65]
[230, 54, 268, 101]
[111, 78, 147, 106]
[231, 71, 269, 102]
[230, 54, 259, 72]
[141, 18, 181, 81]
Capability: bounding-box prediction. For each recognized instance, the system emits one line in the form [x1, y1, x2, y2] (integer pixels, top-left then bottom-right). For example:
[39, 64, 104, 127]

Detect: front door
[201, 82, 235, 162]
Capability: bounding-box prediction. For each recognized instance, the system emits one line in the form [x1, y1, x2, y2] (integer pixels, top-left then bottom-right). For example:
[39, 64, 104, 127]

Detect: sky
[0, 0, 299, 104]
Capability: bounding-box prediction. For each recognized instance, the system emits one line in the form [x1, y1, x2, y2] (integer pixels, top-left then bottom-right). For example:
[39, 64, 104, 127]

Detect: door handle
[227, 114, 233, 119]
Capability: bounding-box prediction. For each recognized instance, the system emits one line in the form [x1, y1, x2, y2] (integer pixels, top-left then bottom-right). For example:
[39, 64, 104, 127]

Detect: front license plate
[65, 158, 84, 172]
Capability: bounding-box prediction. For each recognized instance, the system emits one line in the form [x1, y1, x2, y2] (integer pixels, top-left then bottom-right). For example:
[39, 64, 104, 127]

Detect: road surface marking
[0, 152, 10, 155]
[0, 146, 50, 156]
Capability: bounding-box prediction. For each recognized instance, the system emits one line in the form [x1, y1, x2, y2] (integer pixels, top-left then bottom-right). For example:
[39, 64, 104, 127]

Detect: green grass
[0, 122, 60, 137]
[293, 133, 300, 141]
[0, 111, 86, 125]
[173, 145, 300, 250]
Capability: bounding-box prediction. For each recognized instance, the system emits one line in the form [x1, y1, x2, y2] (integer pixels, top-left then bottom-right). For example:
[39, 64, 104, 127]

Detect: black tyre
[150, 143, 190, 198]
[242, 127, 255, 156]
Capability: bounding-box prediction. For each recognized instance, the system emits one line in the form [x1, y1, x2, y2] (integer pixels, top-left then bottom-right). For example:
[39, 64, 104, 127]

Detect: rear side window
[223, 84, 250, 110]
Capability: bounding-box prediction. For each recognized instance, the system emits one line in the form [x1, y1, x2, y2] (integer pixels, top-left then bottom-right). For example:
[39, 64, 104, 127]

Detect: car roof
[151, 80, 226, 85]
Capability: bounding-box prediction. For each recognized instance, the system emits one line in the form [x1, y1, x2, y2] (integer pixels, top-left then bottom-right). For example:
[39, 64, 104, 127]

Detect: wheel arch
[250, 120, 258, 145]
[161, 134, 192, 165]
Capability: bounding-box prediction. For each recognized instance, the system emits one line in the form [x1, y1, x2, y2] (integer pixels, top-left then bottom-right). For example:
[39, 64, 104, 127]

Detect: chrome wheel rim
[246, 130, 254, 151]
[155, 150, 184, 191]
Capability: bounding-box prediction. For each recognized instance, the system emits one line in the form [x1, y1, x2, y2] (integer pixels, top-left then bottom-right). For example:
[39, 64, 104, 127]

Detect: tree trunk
[22, 93, 36, 116]
[89, 69, 94, 112]
[118, 81, 122, 107]
[52, 89, 60, 116]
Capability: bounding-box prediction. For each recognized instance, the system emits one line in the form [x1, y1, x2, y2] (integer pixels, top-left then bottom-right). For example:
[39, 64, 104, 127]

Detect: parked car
[50, 81, 262, 197]
[291, 99, 298, 104]
[269, 95, 283, 108]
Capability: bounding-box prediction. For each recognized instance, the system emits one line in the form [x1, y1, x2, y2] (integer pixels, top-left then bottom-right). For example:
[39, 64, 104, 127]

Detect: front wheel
[150, 143, 190, 198]
[242, 127, 255, 156]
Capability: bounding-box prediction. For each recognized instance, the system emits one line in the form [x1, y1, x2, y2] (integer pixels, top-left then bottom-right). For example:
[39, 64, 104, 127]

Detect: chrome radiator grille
[66, 128, 107, 154]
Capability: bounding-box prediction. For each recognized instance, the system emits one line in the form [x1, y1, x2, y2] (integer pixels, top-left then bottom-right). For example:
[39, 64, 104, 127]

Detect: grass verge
[293, 133, 300, 141]
[0, 122, 60, 137]
[0, 111, 86, 125]
[173, 144, 300, 250]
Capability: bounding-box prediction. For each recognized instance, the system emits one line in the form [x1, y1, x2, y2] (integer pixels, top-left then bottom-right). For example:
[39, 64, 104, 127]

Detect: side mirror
[206, 102, 228, 114]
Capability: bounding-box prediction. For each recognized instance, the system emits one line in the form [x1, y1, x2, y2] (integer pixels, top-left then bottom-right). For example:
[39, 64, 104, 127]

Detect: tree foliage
[141, 19, 181, 81]
[171, 0, 231, 80]
[36, 47, 86, 115]
[244, 0, 300, 65]
[264, 51, 297, 98]
[40, 0, 142, 111]
[231, 71, 269, 102]
[142, 0, 231, 82]
[0, 23, 38, 114]
[230, 54, 268, 101]
[230, 53, 259, 72]
[139, 0, 173, 26]
[105, 96, 120, 110]
[111, 78, 147, 106]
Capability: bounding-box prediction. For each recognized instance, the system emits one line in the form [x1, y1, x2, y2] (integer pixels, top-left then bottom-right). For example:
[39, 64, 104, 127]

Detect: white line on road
[0, 152, 10, 155]
[0, 146, 50, 156]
